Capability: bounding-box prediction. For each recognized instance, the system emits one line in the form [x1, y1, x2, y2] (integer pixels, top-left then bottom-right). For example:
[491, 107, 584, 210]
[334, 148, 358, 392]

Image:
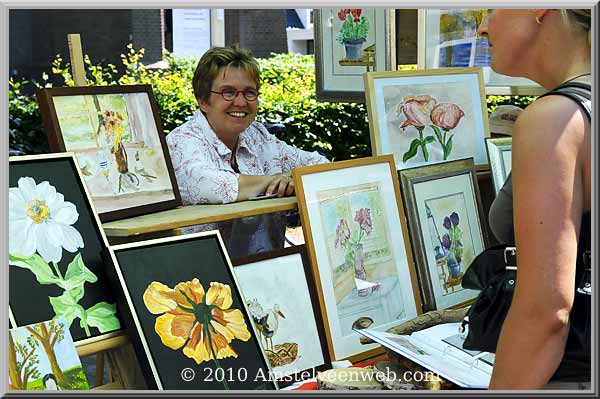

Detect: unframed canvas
[8, 318, 89, 390]
[364, 67, 490, 171]
[417, 9, 543, 95]
[485, 137, 513, 194]
[315, 8, 394, 102]
[9, 154, 122, 345]
[293, 155, 421, 362]
[231, 246, 330, 384]
[108, 231, 277, 390]
[399, 158, 487, 311]
[36, 85, 181, 221]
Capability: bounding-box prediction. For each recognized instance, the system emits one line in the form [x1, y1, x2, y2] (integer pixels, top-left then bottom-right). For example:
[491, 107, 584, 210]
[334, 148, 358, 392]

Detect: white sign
[172, 9, 211, 58]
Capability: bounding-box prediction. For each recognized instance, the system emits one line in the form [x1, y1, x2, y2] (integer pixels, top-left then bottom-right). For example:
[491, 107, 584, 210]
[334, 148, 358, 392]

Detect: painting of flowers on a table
[317, 183, 407, 336]
[424, 194, 477, 295]
[51, 92, 175, 214]
[9, 172, 120, 342]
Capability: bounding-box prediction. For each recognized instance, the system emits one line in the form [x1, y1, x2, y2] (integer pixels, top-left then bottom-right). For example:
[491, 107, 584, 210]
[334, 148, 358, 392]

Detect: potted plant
[336, 9, 369, 61]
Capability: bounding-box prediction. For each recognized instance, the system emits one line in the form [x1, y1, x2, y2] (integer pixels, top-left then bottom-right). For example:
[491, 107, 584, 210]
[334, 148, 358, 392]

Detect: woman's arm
[489, 95, 587, 389]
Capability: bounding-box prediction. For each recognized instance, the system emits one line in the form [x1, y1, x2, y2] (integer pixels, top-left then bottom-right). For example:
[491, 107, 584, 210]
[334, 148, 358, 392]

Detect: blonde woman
[477, 9, 591, 389]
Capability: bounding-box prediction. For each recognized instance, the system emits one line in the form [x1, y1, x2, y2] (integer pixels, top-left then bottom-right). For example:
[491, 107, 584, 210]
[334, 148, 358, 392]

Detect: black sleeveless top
[488, 81, 591, 382]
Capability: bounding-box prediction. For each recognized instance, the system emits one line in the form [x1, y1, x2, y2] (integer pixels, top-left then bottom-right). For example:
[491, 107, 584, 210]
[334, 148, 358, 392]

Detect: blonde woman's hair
[560, 9, 592, 45]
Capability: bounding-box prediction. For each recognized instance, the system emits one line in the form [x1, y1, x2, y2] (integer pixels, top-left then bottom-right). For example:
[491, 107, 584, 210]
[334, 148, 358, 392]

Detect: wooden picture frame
[485, 137, 513, 195]
[36, 84, 182, 222]
[399, 158, 488, 312]
[417, 9, 545, 95]
[9, 153, 123, 346]
[107, 231, 277, 390]
[315, 8, 395, 102]
[364, 67, 490, 171]
[292, 155, 422, 362]
[231, 246, 331, 385]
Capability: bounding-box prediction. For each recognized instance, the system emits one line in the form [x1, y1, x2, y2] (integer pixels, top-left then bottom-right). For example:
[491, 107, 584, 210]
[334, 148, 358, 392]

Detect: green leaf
[444, 135, 454, 159]
[86, 302, 121, 333]
[8, 253, 61, 285]
[424, 135, 436, 144]
[61, 254, 98, 291]
[402, 138, 421, 162]
[430, 124, 444, 144]
[48, 291, 85, 328]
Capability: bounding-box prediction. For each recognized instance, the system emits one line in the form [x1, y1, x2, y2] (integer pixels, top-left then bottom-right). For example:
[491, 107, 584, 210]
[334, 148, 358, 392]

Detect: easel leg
[95, 352, 105, 387]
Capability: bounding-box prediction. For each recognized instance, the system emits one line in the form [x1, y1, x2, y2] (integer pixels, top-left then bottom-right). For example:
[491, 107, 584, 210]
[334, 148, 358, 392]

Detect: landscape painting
[8, 318, 89, 390]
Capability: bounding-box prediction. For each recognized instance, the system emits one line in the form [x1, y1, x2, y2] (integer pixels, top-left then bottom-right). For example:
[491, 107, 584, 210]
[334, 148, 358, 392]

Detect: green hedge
[9, 45, 535, 160]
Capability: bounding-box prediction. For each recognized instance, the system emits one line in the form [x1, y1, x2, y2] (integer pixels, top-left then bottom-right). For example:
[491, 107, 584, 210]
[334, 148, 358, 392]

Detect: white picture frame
[485, 137, 513, 194]
[315, 8, 394, 102]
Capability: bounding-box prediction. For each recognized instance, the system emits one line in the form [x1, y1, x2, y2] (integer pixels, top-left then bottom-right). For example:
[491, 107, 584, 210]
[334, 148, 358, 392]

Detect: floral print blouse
[166, 111, 329, 204]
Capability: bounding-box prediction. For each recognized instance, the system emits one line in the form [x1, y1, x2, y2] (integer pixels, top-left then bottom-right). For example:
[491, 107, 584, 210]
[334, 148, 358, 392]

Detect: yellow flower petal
[183, 323, 212, 364]
[143, 282, 179, 314]
[215, 308, 251, 341]
[205, 282, 233, 309]
[173, 278, 205, 305]
[210, 319, 235, 342]
[154, 313, 196, 349]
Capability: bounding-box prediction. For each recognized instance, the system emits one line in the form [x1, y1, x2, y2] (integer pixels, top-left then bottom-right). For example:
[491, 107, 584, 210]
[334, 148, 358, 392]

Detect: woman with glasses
[167, 46, 328, 205]
[477, 9, 591, 389]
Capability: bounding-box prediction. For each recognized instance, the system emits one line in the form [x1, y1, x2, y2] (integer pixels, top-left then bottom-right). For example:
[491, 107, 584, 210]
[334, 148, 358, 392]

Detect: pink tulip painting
[430, 103, 465, 160]
[398, 95, 466, 163]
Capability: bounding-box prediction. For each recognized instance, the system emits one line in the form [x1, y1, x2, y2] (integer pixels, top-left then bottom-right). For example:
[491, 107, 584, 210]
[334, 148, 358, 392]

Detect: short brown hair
[560, 9, 591, 45]
[192, 46, 260, 103]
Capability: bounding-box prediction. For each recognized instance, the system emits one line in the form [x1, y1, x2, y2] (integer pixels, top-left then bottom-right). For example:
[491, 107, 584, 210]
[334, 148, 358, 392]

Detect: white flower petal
[8, 190, 27, 221]
[47, 192, 65, 210]
[43, 222, 65, 249]
[61, 225, 84, 252]
[17, 177, 38, 201]
[36, 227, 62, 263]
[9, 218, 34, 256]
[53, 202, 79, 225]
[38, 181, 57, 205]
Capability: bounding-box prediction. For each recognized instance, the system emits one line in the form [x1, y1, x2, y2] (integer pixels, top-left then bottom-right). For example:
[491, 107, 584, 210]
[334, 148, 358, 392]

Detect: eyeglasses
[210, 88, 259, 101]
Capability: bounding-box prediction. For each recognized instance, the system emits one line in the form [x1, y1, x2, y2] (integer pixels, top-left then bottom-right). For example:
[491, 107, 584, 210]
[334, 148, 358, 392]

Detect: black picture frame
[9, 153, 123, 345]
[36, 84, 182, 222]
[108, 231, 278, 390]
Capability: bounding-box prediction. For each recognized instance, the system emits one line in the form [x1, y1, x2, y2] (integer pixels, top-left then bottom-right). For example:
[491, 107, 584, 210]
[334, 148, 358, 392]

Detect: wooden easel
[67, 33, 145, 390]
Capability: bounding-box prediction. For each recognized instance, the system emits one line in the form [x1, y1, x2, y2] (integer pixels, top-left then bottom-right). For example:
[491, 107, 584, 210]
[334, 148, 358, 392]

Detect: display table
[102, 196, 298, 239]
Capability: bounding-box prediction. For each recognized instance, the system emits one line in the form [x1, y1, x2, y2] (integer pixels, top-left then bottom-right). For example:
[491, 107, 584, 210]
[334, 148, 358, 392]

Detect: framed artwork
[364, 68, 490, 171]
[9, 318, 90, 390]
[36, 84, 181, 222]
[292, 155, 422, 362]
[9, 153, 122, 345]
[485, 137, 513, 194]
[399, 158, 488, 312]
[417, 9, 544, 95]
[108, 231, 277, 390]
[315, 8, 395, 102]
[231, 246, 330, 384]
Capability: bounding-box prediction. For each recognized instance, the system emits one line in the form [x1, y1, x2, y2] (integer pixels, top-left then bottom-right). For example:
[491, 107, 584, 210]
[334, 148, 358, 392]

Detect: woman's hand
[265, 172, 294, 197]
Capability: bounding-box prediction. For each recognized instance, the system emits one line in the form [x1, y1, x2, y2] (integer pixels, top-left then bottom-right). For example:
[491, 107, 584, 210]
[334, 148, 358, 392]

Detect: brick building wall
[225, 9, 288, 58]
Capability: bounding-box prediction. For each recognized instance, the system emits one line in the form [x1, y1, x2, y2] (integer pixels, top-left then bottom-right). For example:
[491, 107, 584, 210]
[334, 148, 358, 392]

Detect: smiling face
[198, 67, 258, 147]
